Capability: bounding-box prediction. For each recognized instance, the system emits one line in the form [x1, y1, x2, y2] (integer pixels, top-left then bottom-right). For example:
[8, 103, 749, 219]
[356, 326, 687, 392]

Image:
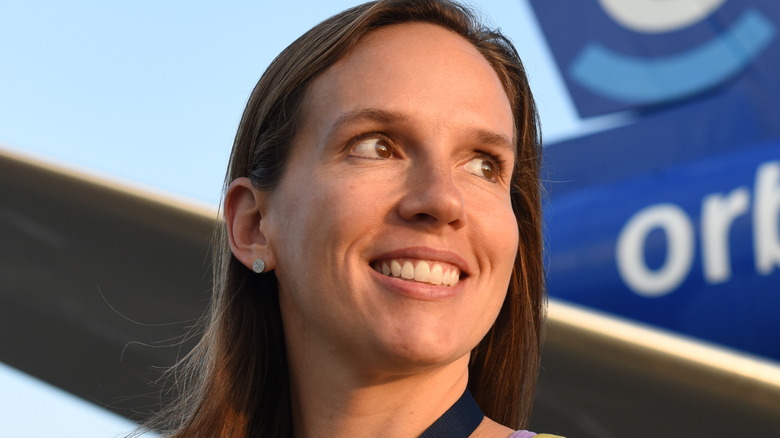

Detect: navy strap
[419, 388, 484, 438]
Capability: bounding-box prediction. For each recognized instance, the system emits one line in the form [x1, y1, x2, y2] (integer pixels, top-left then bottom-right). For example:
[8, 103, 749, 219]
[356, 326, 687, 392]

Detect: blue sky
[1, 0, 583, 208]
[0, 1, 585, 435]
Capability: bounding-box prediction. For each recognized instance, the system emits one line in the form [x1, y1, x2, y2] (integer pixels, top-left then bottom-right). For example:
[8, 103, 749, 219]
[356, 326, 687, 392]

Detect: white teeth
[446, 270, 458, 286]
[414, 261, 430, 282]
[401, 261, 414, 279]
[375, 259, 460, 287]
[391, 260, 402, 277]
[430, 264, 443, 285]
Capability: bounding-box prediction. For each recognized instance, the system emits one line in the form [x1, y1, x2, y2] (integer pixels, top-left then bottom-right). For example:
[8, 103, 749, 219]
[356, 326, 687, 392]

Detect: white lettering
[754, 162, 780, 275]
[701, 188, 750, 283]
[617, 204, 695, 297]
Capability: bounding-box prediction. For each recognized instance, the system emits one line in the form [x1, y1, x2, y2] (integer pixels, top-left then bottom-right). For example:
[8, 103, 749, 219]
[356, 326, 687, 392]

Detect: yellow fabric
[535, 435, 565, 438]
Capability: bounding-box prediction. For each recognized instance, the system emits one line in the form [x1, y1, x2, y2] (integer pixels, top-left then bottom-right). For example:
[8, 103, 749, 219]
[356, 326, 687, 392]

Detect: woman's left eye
[349, 137, 393, 159]
[463, 155, 499, 182]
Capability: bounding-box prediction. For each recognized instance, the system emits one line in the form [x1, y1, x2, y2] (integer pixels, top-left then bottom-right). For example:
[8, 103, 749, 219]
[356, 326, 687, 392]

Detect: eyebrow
[467, 126, 514, 152]
[327, 107, 514, 151]
[326, 108, 412, 140]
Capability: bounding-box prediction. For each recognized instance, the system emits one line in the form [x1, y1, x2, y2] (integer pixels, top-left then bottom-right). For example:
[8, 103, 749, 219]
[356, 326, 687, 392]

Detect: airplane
[1, 0, 779, 436]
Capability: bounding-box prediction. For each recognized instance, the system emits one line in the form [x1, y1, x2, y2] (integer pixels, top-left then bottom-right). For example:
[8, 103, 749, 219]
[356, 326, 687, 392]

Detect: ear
[224, 177, 275, 272]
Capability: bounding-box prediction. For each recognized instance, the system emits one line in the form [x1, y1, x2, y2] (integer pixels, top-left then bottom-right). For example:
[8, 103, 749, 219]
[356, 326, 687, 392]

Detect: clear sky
[0, 0, 587, 208]
[0, 1, 586, 435]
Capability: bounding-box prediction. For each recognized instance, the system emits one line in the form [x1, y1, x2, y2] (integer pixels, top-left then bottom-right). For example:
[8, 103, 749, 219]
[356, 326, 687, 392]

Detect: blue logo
[570, 10, 774, 105]
[529, 1, 778, 116]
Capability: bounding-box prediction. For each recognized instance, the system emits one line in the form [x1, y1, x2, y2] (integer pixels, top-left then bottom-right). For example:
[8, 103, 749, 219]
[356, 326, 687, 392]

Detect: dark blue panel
[531, 0, 780, 360]
[545, 142, 780, 359]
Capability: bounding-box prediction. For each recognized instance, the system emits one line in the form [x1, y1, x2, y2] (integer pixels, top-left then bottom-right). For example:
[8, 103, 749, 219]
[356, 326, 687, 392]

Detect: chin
[372, 330, 475, 372]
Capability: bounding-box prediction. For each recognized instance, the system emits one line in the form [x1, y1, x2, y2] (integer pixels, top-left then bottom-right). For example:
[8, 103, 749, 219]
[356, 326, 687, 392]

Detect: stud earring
[252, 259, 266, 274]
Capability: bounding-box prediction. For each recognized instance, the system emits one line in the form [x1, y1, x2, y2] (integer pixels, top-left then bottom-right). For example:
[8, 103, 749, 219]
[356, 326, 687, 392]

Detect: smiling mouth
[371, 259, 462, 287]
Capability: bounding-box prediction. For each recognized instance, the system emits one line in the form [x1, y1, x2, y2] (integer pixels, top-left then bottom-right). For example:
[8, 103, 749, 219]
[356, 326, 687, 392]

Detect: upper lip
[370, 246, 471, 277]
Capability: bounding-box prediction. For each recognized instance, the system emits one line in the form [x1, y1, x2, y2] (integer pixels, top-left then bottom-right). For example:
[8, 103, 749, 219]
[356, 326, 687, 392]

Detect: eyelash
[346, 133, 510, 182]
[473, 150, 508, 183]
[346, 133, 395, 158]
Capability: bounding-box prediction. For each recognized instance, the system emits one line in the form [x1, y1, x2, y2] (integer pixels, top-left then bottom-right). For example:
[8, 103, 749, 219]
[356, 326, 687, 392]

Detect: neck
[287, 352, 471, 438]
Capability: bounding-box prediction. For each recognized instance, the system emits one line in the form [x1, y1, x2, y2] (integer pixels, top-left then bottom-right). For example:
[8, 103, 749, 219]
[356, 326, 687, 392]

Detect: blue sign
[531, 0, 780, 360]
[546, 144, 780, 359]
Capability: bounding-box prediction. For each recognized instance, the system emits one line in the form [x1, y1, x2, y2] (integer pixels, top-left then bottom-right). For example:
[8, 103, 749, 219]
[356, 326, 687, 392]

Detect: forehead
[300, 22, 514, 142]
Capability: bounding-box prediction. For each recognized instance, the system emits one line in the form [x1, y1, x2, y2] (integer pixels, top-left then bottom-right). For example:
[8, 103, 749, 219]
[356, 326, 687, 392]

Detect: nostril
[398, 178, 466, 226]
[412, 212, 437, 222]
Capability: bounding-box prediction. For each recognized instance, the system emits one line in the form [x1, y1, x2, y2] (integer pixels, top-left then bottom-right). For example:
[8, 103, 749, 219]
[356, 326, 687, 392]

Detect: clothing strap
[418, 388, 484, 438]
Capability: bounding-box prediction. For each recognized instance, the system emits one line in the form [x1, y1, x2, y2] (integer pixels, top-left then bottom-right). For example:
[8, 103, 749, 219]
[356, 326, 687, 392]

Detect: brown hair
[148, 1, 543, 436]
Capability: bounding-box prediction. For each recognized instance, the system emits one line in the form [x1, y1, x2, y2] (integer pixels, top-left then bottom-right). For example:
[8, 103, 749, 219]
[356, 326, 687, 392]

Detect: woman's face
[263, 22, 519, 374]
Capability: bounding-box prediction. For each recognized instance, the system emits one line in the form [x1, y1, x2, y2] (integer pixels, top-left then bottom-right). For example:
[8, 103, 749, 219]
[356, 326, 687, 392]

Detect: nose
[397, 160, 466, 228]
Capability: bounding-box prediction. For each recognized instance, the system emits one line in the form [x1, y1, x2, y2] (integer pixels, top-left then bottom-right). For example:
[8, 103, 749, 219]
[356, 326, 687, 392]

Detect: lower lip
[369, 268, 464, 301]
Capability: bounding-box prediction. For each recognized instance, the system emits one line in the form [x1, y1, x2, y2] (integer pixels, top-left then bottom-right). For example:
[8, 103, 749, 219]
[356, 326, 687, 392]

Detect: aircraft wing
[2, 147, 778, 436]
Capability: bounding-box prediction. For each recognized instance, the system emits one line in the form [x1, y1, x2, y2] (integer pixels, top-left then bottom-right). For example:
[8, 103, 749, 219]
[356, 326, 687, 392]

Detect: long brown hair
[148, 1, 543, 436]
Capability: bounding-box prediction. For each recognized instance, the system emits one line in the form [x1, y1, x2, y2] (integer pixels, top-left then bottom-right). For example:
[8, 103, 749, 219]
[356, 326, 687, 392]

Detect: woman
[149, 0, 552, 436]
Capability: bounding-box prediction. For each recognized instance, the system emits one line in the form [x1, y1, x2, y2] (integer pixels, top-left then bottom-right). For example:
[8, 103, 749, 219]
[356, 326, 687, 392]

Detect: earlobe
[224, 177, 275, 272]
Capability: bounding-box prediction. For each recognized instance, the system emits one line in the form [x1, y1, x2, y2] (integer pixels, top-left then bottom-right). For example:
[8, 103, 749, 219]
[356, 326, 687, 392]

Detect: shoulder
[471, 416, 514, 437]
[472, 416, 565, 438]
[507, 432, 566, 438]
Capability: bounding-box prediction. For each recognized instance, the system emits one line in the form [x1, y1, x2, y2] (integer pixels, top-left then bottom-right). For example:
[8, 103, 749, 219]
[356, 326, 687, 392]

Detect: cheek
[503, 217, 521, 265]
[270, 172, 386, 334]
[473, 196, 519, 266]
[492, 210, 518, 278]
[269, 170, 375, 272]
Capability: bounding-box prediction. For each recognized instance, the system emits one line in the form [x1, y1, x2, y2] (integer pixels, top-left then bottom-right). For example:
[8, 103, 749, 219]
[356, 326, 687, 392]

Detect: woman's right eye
[349, 137, 393, 159]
